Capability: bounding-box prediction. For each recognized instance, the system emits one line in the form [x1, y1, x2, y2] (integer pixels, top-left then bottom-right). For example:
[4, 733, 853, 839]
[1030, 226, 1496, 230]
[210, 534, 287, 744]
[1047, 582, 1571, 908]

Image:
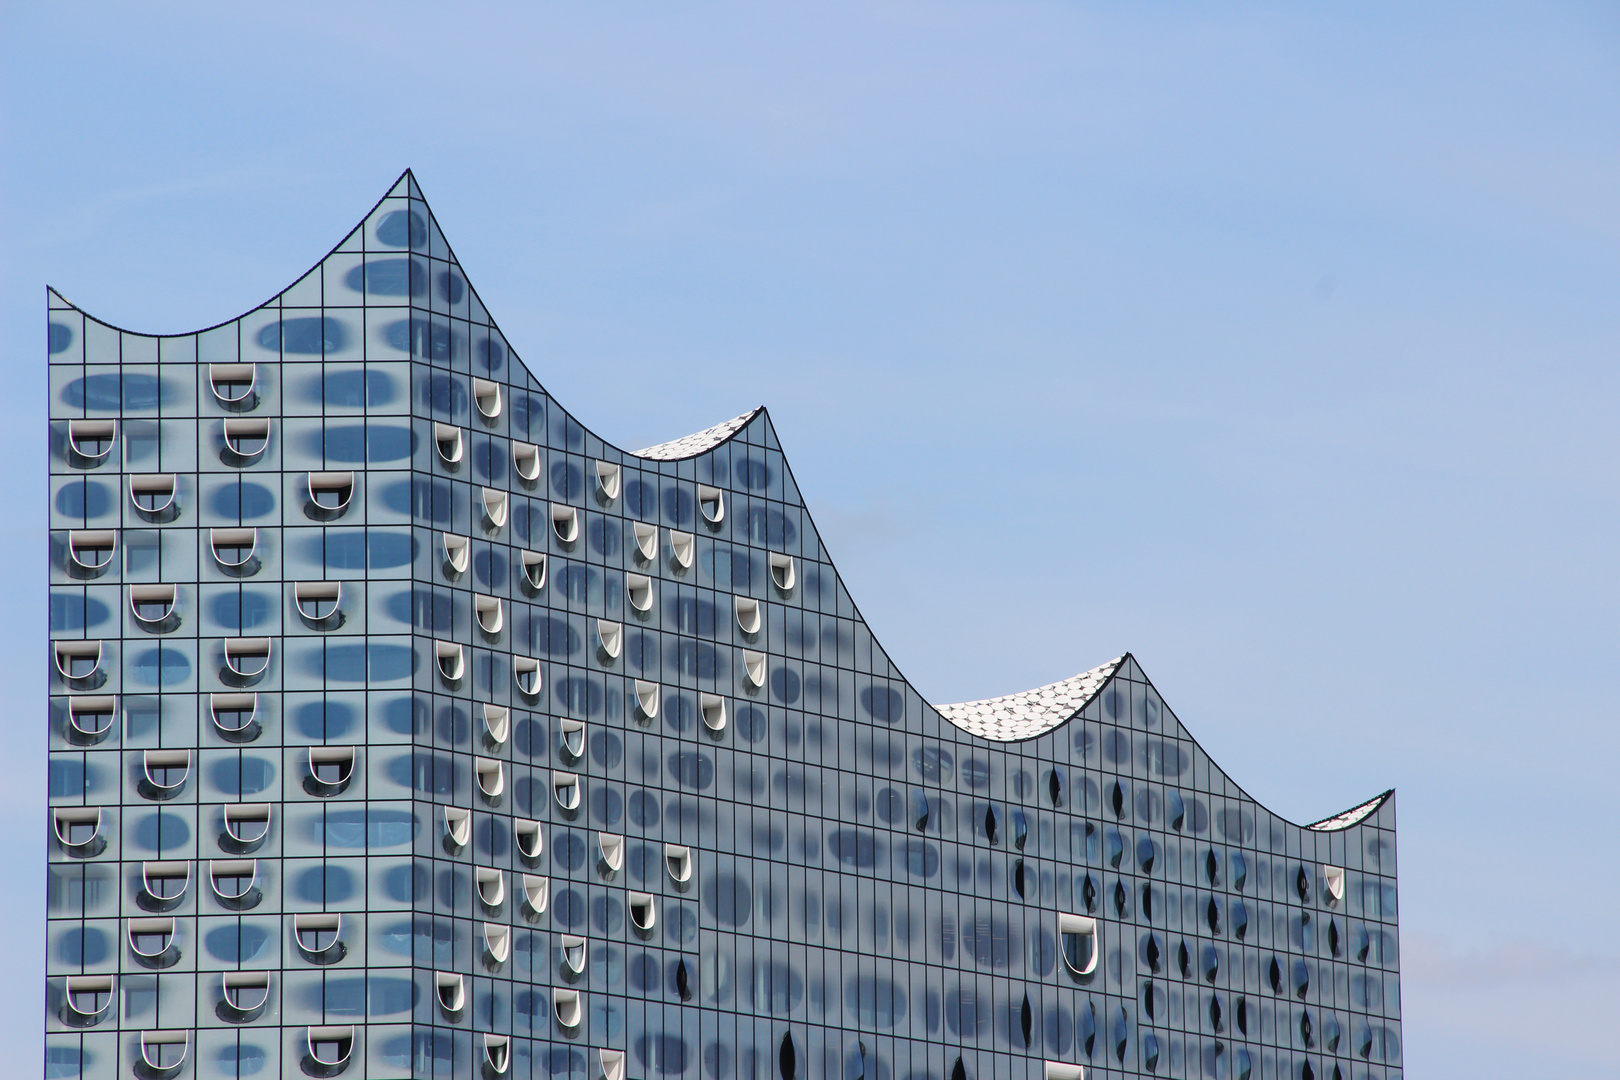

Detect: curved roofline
[49, 170, 1394, 837]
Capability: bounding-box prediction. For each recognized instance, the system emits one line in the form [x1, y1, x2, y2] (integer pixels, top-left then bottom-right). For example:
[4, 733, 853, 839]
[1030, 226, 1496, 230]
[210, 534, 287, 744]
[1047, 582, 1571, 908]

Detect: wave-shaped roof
[934, 658, 1123, 741]
[633, 409, 760, 460]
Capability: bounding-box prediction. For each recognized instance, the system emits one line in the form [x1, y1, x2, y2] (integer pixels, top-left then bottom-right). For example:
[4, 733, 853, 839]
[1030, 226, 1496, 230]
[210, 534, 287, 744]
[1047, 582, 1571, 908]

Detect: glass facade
[44, 171, 1401, 1080]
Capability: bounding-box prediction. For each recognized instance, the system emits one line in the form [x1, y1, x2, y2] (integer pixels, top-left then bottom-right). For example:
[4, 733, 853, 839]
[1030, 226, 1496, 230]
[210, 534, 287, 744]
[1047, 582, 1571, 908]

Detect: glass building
[45, 172, 1401, 1080]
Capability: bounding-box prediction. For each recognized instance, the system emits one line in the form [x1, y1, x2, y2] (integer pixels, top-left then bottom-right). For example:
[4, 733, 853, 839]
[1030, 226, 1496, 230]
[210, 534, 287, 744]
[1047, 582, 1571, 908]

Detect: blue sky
[5, 3, 1618, 1075]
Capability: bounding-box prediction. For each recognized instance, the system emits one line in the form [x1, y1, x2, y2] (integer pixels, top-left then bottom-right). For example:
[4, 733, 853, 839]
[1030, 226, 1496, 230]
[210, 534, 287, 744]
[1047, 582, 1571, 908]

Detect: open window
[476, 757, 505, 801]
[626, 573, 654, 613]
[521, 550, 547, 590]
[54, 640, 103, 685]
[483, 703, 510, 747]
[560, 934, 587, 975]
[742, 651, 766, 689]
[128, 917, 179, 967]
[140, 749, 191, 800]
[443, 807, 471, 851]
[67, 419, 116, 464]
[209, 363, 257, 408]
[1323, 865, 1345, 905]
[669, 530, 694, 570]
[436, 640, 465, 682]
[220, 971, 269, 1022]
[514, 819, 544, 863]
[700, 693, 728, 733]
[553, 771, 581, 812]
[67, 530, 116, 575]
[629, 892, 657, 933]
[483, 488, 509, 529]
[769, 552, 796, 591]
[305, 1026, 354, 1076]
[305, 746, 355, 796]
[1043, 1064, 1085, 1080]
[633, 521, 658, 561]
[484, 922, 511, 966]
[139, 1030, 188, 1076]
[221, 418, 270, 464]
[602, 1048, 627, 1080]
[698, 484, 725, 525]
[551, 504, 579, 543]
[476, 867, 506, 908]
[598, 832, 625, 873]
[223, 803, 271, 850]
[522, 874, 550, 915]
[476, 595, 504, 634]
[139, 861, 189, 911]
[554, 988, 582, 1028]
[62, 975, 114, 1025]
[558, 718, 585, 760]
[472, 377, 503, 420]
[635, 680, 660, 720]
[442, 533, 470, 576]
[434, 422, 464, 466]
[210, 693, 260, 742]
[224, 637, 271, 681]
[1059, 913, 1099, 977]
[596, 619, 623, 659]
[735, 596, 761, 635]
[53, 807, 103, 856]
[294, 582, 343, 628]
[307, 472, 354, 518]
[665, 843, 693, 884]
[67, 695, 116, 742]
[512, 440, 540, 482]
[595, 461, 621, 501]
[437, 971, 466, 1014]
[210, 528, 259, 573]
[485, 1034, 513, 1076]
[294, 913, 345, 963]
[514, 655, 542, 696]
[210, 859, 260, 909]
[129, 584, 179, 631]
[129, 474, 177, 519]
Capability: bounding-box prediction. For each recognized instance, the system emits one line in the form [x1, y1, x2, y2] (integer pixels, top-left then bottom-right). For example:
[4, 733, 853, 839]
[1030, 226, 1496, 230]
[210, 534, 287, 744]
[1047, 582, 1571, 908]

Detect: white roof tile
[934, 657, 1124, 741]
[633, 410, 758, 461]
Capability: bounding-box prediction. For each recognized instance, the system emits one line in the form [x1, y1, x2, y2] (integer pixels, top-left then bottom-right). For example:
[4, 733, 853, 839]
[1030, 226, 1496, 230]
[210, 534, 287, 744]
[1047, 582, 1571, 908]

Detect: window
[129, 474, 177, 518]
[521, 550, 547, 590]
[54, 640, 102, 684]
[306, 472, 354, 517]
[67, 419, 116, 463]
[63, 975, 114, 1024]
[633, 521, 658, 561]
[476, 595, 504, 634]
[669, 530, 694, 569]
[210, 859, 259, 907]
[512, 440, 540, 481]
[223, 803, 271, 848]
[294, 582, 342, 627]
[141, 750, 190, 800]
[635, 680, 660, 720]
[476, 867, 506, 907]
[514, 819, 543, 862]
[140, 862, 189, 909]
[67, 695, 116, 741]
[602, 1048, 627, 1080]
[220, 971, 269, 1020]
[294, 913, 344, 961]
[514, 655, 542, 696]
[436, 640, 464, 682]
[629, 891, 656, 932]
[442, 532, 470, 575]
[129, 584, 178, 630]
[1323, 864, 1346, 905]
[472, 377, 502, 420]
[735, 596, 761, 634]
[484, 922, 511, 965]
[443, 807, 471, 850]
[434, 422, 464, 465]
[481, 487, 509, 529]
[209, 363, 256, 407]
[223, 637, 271, 680]
[665, 843, 693, 883]
[483, 703, 510, 746]
[128, 917, 177, 965]
[221, 418, 270, 463]
[210, 692, 260, 741]
[599, 832, 625, 873]
[554, 987, 582, 1028]
[485, 1035, 512, 1076]
[1044, 1064, 1084, 1080]
[139, 1030, 188, 1074]
[553, 771, 581, 811]
[1059, 913, 1099, 976]
[522, 873, 550, 914]
[627, 573, 654, 613]
[597, 619, 623, 659]
[769, 552, 796, 591]
[700, 693, 727, 732]
[558, 718, 585, 760]
[437, 971, 467, 1013]
[210, 528, 258, 572]
[595, 461, 621, 501]
[306, 746, 355, 796]
[698, 484, 724, 525]
[476, 758, 505, 801]
[67, 530, 116, 574]
[742, 650, 766, 688]
[306, 1026, 354, 1073]
[560, 933, 587, 974]
[551, 503, 578, 543]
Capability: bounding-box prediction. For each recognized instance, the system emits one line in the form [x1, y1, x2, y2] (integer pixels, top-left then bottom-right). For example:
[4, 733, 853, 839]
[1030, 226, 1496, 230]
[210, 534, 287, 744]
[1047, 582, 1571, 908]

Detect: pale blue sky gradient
[4, 4, 1618, 1075]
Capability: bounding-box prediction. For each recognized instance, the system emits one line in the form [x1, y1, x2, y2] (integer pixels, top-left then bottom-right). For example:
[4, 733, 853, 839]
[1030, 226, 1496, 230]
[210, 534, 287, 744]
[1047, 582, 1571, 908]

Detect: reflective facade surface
[45, 172, 1401, 1080]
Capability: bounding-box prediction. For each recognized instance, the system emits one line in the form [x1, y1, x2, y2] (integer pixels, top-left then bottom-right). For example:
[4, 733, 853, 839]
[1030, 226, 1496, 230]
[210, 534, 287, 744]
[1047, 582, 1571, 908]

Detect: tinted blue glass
[55, 480, 109, 517]
[64, 372, 161, 409]
[376, 209, 426, 248]
[257, 316, 344, 354]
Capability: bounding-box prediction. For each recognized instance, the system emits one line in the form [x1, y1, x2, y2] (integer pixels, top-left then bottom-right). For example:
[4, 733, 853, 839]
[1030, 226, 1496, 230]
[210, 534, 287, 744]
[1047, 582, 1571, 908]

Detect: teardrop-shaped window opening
[480, 703, 510, 747]
[67, 419, 117, 462]
[68, 695, 117, 741]
[512, 440, 540, 481]
[735, 596, 761, 634]
[950, 1057, 966, 1080]
[443, 807, 471, 849]
[307, 472, 354, 514]
[669, 530, 695, 569]
[1231, 851, 1247, 892]
[635, 680, 660, 720]
[1232, 900, 1249, 940]
[1328, 918, 1342, 957]
[514, 819, 543, 861]
[1142, 980, 1157, 1019]
[1058, 912, 1098, 976]
[1048, 765, 1066, 807]
[129, 584, 178, 629]
[1145, 934, 1161, 974]
[68, 530, 117, 573]
[484, 922, 512, 965]
[769, 552, 796, 591]
[1300, 1008, 1315, 1048]
[54, 641, 103, 684]
[476, 595, 504, 634]
[1168, 790, 1186, 832]
[139, 1030, 188, 1072]
[595, 461, 621, 501]
[675, 958, 693, 1000]
[1236, 997, 1249, 1035]
[1202, 944, 1220, 983]
[1292, 958, 1310, 999]
[1323, 864, 1346, 904]
[742, 650, 766, 688]
[1106, 829, 1124, 868]
[553, 771, 581, 811]
[472, 378, 503, 420]
[700, 694, 727, 732]
[1205, 849, 1220, 885]
[482, 488, 509, 529]
[294, 581, 341, 626]
[984, 804, 1001, 845]
[912, 790, 930, 833]
[306, 746, 355, 796]
[1113, 881, 1128, 918]
[1140, 883, 1154, 920]
[308, 1028, 354, 1070]
[554, 989, 582, 1028]
[128, 917, 177, 963]
[633, 521, 658, 561]
[520, 549, 548, 590]
[140, 862, 190, 909]
[223, 803, 271, 848]
[596, 620, 623, 659]
[209, 859, 259, 907]
[665, 843, 693, 883]
[440, 533, 470, 576]
[779, 1034, 797, 1080]
[1081, 873, 1098, 913]
[64, 975, 115, 1022]
[1109, 781, 1126, 819]
[129, 474, 177, 516]
[141, 750, 191, 799]
[627, 573, 655, 613]
[514, 655, 542, 696]
[629, 891, 656, 931]
[598, 832, 625, 872]
[1296, 866, 1312, 903]
[1013, 809, 1029, 850]
[1209, 994, 1224, 1032]
[436, 971, 466, 1013]
[600, 1048, 626, 1080]
[223, 637, 272, 681]
[698, 484, 724, 524]
[210, 528, 258, 572]
[1268, 957, 1284, 993]
[558, 719, 585, 760]
[435, 640, 465, 681]
[476, 757, 505, 800]
[209, 363, 257, 407]
[522, 874, 550, 914]
[476, 867, 506, 908]
[1136, 835, 1155, 873]
[550, 503, 578, 543]
[221, 418, 270, 462]
[1012, 859, 1026, 899]
[220, 971, 269, 1019]
[1206, 897, 1221, 934]
[1020, 993, 1033, 1046]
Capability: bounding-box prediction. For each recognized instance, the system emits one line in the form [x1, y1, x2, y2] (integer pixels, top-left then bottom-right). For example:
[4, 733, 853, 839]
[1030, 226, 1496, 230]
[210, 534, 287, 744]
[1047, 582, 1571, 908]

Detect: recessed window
[735, 596, 761, 634]
[209, 363, 257, 408]
[769, 552, 796, 591]
[483, 703, 510, 746]
[210, 528, 258, 572]
[520, 549, 547, 590]
[633, 522, 658, 561]
[67, 695, 116, 742]
[306, 1026, 354, 1074]
[1059, 913, 1099, 976]
[553, 771, 581, 811]
[742, 650, 766, 688]
[306, 746, 355, 796]
[558, 718, 585, 760]
[295, 913, 344, 961]
[54, 640, 102, 684]
[665, 843, 693, 883]
[129, 474, 177, 518]
[599, 832, 625, 873]
[476, 595, 504, 634]
[306, 472, 354, 517]
[669, 530, 694, 569]
[551, 503, 578, 543]
[698, 484, 725, 525]
[700, 693, 727, 732]
[1013, 858, 1027, 899]
[485, 1035, 513, 1076]
[1295, 866, 1312, 903]
[63, 974, 114, 1024]
[220, 971, 269, 1021]
[443, 806, 471, 850]
[512, 440, 540, 481]
[482, 488, 508, 529]
[442, 533, 470, 576]
[484, 922, 511, 965]
[434, 423, 464, 465]
[129, 584, 178, 630]
[560, 933, 587, 975]
[554, 987, 582, 1028]
[1044, 1064, 1084, 1080]
[140, 861, 189, 910]
[627, 573, 654, 613]
[139, 1030, 188, 1074]
[128, 917, 178, 966]
[597, 619, 623, 659]
[223, 803, 271, 849]
[67, 419, 116, 463]
[522, 874, 550, 914]
[514, 655, 542, 696]
[294, 582, 342, 627]
[514, 819, 543, 862]
[629, 891, 656, 932]
[476, 757, 505, 801]
[210, 692, 260, 741]
[436, 640, 464, 681]
[437, 971, 466, 1013]
[141, 750, 190, 800]
[635, 680, 660, 719]
[472, 378, 502, 420]
[477, 867, 506, 908]
[1323, 864, 1345, 905]
[221, 418, 270, 463]
[67, 530, 116, 574]
[602, 1048, 627, 1080]
[595, 461, 621, 501]
[209, 859, 260, 908]
[912, 790, 930, 832]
